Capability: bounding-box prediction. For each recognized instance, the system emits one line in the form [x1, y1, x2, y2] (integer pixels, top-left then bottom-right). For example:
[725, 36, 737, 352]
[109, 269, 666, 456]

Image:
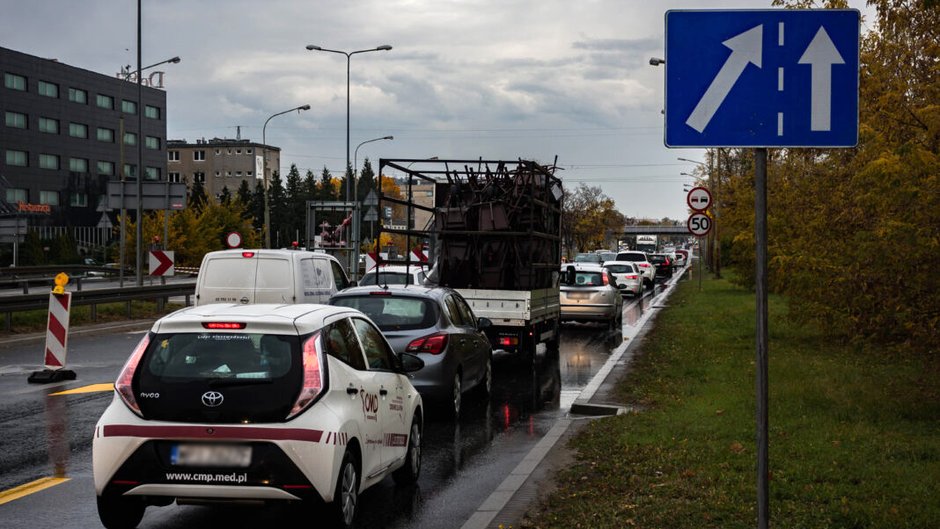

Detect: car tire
[392, 418, 422, 485]
[96, 495, 145, 529]
[448, 372, 463, 418]
[330, 450, 360, 529]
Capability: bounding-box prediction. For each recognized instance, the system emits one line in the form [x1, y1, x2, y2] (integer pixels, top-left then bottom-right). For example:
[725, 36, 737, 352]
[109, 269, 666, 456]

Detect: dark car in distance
[648, 253, 674, 279]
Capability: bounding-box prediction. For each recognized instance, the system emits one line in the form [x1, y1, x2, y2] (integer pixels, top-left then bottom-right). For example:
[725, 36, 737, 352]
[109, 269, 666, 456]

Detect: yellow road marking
[50, 383, 114, 396]
[0, 477, 70, 505]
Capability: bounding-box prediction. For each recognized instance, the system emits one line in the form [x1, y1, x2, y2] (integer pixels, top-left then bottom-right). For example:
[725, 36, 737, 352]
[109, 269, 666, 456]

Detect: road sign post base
[27, 369, 76, 384]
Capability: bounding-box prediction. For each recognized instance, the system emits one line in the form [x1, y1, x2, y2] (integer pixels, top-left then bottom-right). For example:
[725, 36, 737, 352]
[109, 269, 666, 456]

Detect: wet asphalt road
[0, 281, 670, 529]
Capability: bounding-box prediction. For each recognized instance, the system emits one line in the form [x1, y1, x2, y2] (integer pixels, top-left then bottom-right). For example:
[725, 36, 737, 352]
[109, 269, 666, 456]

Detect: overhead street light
[649, 57, 666, 66]
[133, 16, 183, 286]
[262, 104, 312, 249]
[350, 135, 393, 281]
[305, 44, 393, 203]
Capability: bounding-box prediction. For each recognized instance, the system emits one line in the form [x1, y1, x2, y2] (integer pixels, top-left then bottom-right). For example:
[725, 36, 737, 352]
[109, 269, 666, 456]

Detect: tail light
[626, 274, 638, 280]
[202, 322, 247, 330]
[241, 251, 255, 258]
[640, 263, 650, 268]
[287, 332, 325, 420]
[602, 273, 609, 286]
[406, 333, 448, 355]
[498, 336, 519, 347]
[115, 333, 151, 417]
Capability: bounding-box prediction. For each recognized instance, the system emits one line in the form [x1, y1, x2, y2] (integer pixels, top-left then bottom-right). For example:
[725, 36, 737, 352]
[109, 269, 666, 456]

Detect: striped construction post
[28, 276, 77, 384]
[44, 292, 71, 370]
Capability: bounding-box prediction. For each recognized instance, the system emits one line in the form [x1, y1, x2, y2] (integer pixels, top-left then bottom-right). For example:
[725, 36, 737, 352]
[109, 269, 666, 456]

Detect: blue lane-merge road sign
[665, 9, 859, 148]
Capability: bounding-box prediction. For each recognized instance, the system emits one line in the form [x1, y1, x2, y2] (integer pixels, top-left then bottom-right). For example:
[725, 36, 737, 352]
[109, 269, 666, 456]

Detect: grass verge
[521, 274, 939, 529]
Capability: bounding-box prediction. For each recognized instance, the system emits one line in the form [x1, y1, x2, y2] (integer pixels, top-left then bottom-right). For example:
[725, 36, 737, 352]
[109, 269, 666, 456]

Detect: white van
[194, 249, 351, 306]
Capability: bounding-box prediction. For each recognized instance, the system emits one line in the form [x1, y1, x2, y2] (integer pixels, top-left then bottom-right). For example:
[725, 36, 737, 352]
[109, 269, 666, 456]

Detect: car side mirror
[399, 352, 425, 373]
[477, 317, 492, 329]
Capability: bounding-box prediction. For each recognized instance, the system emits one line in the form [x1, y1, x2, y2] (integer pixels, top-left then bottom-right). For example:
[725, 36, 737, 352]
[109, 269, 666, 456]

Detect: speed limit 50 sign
[687, 212, 712, 236]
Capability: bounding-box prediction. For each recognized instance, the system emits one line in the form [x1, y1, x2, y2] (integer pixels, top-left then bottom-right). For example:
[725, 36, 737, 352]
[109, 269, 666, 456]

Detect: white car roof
[152, 303, 360, 335]
[561, 263, 605, 272]
[602, 260, 638, 268]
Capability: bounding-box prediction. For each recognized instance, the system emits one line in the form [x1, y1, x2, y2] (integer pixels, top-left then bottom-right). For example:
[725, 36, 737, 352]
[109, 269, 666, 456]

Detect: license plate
[566, 292, 590, 300]
[170, 443, 252, 467]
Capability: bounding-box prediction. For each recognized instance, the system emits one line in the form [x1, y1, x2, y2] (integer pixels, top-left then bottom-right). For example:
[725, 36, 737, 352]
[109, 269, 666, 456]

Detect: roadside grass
[521, 274, 939, 529]
[1, 300, 185, 335]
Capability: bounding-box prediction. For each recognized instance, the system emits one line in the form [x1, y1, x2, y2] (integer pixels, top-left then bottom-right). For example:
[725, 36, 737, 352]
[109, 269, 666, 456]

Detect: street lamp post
[304, 44, 392, 203]
[351, 136, 393, 280]
[262, 105, 311, 249]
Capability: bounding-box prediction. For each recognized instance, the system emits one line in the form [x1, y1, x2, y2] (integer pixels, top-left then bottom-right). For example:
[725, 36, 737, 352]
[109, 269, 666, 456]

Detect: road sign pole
[755, 147, 769, 529]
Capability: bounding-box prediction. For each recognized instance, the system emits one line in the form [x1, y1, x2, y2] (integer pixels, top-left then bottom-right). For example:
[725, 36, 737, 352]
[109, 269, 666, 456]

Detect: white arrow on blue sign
[665, 9, 859, 148]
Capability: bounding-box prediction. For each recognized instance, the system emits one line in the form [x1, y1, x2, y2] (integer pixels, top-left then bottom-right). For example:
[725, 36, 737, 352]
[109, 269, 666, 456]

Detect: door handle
[346, 387, 359, 395]
[379, 388, 388, 396]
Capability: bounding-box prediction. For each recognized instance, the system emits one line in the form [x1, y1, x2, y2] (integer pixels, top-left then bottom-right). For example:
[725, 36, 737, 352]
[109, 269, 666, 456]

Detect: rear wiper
[208, 378, 274, 388]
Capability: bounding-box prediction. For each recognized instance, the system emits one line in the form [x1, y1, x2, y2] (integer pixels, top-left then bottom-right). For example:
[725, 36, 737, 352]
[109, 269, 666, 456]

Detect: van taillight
[202, 322, 247, 329]
[288, 332, 325, 420]
[405, 333, 448, 355]
[242, 252, 255, 258]
[115, 333, 151, 417]
[498, 336, 519, 347]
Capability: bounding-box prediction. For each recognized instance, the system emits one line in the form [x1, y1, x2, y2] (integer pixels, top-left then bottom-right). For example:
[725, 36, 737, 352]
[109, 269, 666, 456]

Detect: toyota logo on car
[201, 391, 224, 407]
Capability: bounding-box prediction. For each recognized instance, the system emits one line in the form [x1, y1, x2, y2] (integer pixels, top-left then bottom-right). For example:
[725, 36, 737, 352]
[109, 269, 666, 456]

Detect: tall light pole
[304, 44, 392, 202]
[262, 104, 311, 249]
[351, 136, 393, 280]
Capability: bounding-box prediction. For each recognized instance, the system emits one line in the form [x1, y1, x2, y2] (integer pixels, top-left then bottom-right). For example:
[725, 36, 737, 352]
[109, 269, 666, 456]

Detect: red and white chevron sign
[149, 250, 175, 276]
[44, 292, 71, 369]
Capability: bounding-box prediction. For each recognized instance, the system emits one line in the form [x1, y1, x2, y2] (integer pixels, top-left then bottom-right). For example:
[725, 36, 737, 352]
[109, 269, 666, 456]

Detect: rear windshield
[563, 272, 605, 287]
[360, 271, 421, 286]
[142, 332, 297, 381]
[615, 253, 644, 262]
[332, 295, 439, 331]
[574, 253, 601, 262]
[649, 255, 669, 264]
[605, 264, 634, 273]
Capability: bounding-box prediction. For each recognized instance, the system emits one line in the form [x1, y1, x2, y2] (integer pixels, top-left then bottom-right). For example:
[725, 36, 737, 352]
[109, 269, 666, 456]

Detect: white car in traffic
[603, 261, 644, 297]
[93, 303, 424, 529]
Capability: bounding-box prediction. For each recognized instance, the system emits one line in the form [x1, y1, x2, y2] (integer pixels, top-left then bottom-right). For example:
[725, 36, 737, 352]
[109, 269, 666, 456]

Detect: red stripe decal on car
[102, 424, 324, 443]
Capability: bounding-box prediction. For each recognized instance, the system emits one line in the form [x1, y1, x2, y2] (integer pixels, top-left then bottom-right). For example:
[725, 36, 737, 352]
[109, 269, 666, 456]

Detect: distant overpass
[621, 225, 689, 235]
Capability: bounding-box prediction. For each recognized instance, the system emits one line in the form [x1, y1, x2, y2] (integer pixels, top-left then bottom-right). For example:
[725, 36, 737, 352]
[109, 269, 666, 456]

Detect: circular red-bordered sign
[687, 213, 712, 236]
[225, 232, 242, 248]
[686, 186, 712, 212]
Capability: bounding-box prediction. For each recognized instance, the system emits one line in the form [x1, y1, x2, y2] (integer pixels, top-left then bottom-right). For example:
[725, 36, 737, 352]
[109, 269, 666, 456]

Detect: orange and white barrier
[28, 273, 77, 384]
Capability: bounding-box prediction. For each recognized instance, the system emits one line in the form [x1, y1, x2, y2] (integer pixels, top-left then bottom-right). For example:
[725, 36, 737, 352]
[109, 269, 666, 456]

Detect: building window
[145, 166, 160, 180]
[121, 100, 137, 114]
[40, 190, 59, 206]
[123, 132, 137, 146]
[168, 150, 179, 161]
[96, 94, 114, 109]
[69, 122, 88, 138]
[39, 117, 59, 134]
[124, 164, 138, 178]
[68, 87, 87, 104]
[215, 149, 221, 155]
[194, 172, 206, 183]
[97, 127, 114, 142]
[6, 188, 27, 203]
[97, 160, 115, 175]
[236, 149, 242, 155]
[144, 105, 160, 119]
[168, 172, 181, 183]
[214, 171, 221, 178]
[247, 171, 253, 177]
[5, 150, 28, 167]
[145, 136, 160, 150]
[194, 150, 206, 161]
[4, 73, 27, 91]
[235, 171, 243, 178]
[5, 111, 27, 129]
[70, 193, 88, 207]
[39, 153, 59, 170]
[246, 148, 253, 154]
[225, 171, 232, 177]
[69, 158, 89, 173]
[38, 81, 59, 98]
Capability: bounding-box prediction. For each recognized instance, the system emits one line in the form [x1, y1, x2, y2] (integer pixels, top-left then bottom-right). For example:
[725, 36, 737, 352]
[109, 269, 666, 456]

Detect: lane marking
[50, 383, 114, 396]
[0, 477, 70, 505]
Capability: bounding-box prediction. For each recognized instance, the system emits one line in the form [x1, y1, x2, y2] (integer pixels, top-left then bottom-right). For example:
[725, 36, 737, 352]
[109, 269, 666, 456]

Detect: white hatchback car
[614, 251, 656, 289]
[602, 260, 643, 297]
[93, 303, 424, 529]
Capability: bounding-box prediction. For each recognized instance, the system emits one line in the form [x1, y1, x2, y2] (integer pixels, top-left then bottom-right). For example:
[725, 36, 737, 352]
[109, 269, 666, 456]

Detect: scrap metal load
[434, 161, 562, 290]
[378, 158, 563, 290]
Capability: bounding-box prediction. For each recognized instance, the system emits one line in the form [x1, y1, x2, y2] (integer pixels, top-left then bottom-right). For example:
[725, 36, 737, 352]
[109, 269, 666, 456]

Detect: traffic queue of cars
[93, 247, 688, 528]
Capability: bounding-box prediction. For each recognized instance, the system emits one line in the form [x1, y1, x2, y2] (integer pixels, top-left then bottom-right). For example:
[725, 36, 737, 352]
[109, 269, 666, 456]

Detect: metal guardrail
[0, 281, 196, 331]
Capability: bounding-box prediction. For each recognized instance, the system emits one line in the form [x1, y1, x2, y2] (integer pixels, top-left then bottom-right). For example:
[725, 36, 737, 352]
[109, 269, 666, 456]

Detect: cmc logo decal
[201, 391, 224, 407]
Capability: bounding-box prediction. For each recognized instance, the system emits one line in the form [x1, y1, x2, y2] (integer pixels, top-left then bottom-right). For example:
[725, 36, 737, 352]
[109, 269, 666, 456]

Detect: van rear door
[253, 255, 296, 304]
[197, 253, 261, 305]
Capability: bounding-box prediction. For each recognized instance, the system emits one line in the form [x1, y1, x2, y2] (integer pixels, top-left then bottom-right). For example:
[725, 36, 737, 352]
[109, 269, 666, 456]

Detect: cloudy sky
[2, 0, 875, 221]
